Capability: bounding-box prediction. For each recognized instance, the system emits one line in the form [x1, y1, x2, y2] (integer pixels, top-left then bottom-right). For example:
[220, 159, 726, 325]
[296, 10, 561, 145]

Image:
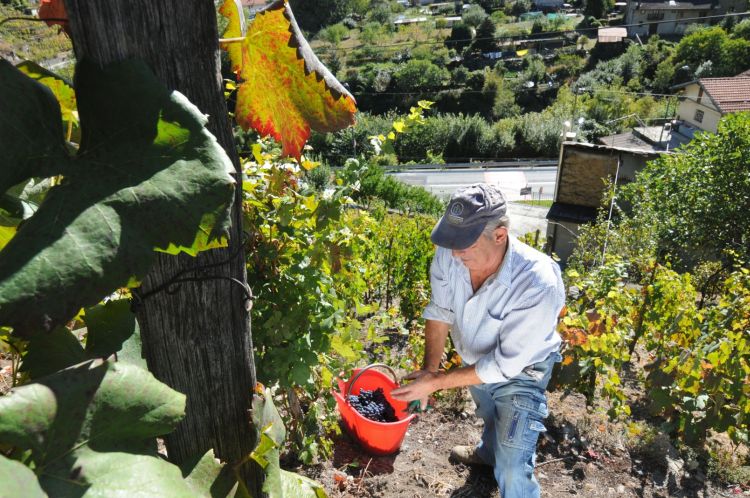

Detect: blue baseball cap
[431, 184, 507, 250]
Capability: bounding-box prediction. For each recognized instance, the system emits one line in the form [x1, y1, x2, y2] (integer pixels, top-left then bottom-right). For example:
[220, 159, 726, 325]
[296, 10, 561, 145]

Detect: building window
[646, 12, 664, 20]
[694, 109, 704, 123]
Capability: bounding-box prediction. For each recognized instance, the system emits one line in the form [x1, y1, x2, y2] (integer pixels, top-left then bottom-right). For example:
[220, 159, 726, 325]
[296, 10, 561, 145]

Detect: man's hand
[391, 370, 442, 411]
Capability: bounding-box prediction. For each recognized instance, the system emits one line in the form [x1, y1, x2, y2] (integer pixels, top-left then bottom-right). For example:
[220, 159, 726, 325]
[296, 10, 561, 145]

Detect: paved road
[389, 166, 557, 202]
[389, 166, 558, 237]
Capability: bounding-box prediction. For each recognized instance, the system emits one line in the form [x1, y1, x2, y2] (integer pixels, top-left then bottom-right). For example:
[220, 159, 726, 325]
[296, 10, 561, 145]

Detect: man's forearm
[436, 364, 483, 390]
[423, 319, 450, 372]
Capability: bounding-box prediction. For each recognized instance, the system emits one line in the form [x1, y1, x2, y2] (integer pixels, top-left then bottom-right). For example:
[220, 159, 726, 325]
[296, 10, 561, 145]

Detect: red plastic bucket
[333, 364, 415, 455]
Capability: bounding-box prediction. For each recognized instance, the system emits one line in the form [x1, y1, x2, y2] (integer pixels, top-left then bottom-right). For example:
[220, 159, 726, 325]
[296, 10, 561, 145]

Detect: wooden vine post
[63, 0, 263, 494]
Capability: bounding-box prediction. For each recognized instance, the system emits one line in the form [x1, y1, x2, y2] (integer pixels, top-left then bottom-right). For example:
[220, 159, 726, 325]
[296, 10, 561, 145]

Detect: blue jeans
[469, 351, 561, 498]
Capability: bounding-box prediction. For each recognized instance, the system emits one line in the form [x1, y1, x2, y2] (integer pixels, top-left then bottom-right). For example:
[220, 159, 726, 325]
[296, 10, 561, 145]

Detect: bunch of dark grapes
[347, 387, 397, 423]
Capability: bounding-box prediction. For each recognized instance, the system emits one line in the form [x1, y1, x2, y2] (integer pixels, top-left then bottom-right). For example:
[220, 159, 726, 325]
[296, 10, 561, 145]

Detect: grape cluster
[347, 387, 397, 423]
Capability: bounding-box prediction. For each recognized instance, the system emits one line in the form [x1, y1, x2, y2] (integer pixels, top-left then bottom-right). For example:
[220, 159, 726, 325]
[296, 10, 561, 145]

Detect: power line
[314, 10, 750, 55]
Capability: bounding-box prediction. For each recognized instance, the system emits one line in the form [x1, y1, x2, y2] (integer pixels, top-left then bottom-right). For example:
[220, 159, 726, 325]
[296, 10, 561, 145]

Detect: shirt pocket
[472, 312, 504, 353]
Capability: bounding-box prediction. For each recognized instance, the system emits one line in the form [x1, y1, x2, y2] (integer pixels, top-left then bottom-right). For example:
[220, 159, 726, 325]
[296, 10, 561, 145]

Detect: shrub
[463, 5, 489, 28]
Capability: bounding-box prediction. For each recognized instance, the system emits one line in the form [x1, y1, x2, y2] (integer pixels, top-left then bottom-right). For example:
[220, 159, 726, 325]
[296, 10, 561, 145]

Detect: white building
[673, 72, 750, 134]
[624, 0, 748, 36]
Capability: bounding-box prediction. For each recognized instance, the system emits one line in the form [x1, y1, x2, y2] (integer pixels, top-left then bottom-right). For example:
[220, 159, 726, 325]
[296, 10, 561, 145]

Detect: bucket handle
[345, 363, 398, 399]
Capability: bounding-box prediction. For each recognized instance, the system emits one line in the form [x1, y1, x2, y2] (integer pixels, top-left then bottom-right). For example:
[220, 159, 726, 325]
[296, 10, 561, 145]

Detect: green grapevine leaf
[0, 360, 189, 496]
[181, 449, 238, 498]
[20, 299, 139, 380]
[83, 299, 138, 359]
[0, 59, 235, 334]
[250, 388, 326, 497]
[16, 60, 78, 126]
[280, 469, 327, 498]
[20, 326, 87, 379]
[220, 0, 356, 158]
[0, 455, 46, 498]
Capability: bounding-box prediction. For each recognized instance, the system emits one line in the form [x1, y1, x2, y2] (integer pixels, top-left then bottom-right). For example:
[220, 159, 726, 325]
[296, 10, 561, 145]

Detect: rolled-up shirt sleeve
[422, 248, 455, 324]
[474, 283, 563, 383]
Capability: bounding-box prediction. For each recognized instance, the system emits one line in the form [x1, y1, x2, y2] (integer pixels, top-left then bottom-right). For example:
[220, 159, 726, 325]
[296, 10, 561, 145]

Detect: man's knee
[493, 445, 539, 497]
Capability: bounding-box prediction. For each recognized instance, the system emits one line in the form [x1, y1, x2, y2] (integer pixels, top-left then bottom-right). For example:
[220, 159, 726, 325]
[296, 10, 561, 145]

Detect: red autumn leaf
[562, 327, 588, 346]
[38, 0, 70, 35]
[220, 0, 357, 158]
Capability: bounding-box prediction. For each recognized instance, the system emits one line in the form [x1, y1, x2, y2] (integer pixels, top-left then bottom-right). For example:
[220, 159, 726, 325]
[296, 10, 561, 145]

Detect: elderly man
[391, 183, 564, 498]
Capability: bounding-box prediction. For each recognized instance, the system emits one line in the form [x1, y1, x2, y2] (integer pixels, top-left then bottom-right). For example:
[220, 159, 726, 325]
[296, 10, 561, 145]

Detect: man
[391, 183, 564, 498]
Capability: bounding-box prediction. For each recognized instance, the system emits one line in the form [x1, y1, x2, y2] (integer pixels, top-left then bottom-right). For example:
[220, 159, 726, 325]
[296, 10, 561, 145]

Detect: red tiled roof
[737, 69, 750, 77]
[699, 76, 750, 113]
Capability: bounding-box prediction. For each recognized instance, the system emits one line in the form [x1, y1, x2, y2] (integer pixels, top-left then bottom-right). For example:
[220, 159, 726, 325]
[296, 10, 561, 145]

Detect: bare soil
[297, 388, 746, 498]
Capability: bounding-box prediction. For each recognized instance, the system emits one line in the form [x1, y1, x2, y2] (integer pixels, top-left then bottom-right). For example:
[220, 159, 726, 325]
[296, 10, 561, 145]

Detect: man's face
[451, 227, 507, 271]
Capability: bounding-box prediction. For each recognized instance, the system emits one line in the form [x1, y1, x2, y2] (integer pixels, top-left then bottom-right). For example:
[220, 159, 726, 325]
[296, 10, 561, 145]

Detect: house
[533, 0, 566, 10]
[441, 16, 464, 27]
[546, 72, 750, 264]
[625, 0, 715, 37]
[597, 27, 628, 42]
[394, 16, 429, 27]
[624, 0, 747, 37]
[673, 73, 750, 134]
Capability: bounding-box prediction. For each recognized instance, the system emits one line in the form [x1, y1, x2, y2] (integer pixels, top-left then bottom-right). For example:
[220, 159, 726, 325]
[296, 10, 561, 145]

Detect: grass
[517, 199, 553, 207]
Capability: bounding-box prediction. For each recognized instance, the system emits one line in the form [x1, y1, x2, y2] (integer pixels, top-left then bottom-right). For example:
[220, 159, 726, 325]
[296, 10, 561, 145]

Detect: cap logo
[450, 202, 464, 216]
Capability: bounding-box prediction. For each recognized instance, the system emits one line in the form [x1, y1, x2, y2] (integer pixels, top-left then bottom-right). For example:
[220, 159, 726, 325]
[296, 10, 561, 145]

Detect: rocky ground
[3, 348, 748, 498]
[297, 387, 748, 498]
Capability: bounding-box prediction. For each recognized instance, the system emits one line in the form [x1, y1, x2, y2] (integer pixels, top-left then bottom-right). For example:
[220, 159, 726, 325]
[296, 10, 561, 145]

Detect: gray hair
[482, 215, 510, 239]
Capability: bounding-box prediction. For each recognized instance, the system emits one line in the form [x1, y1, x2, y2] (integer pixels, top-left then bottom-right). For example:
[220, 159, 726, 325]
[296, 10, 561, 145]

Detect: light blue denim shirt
[423, 236, 564, 384]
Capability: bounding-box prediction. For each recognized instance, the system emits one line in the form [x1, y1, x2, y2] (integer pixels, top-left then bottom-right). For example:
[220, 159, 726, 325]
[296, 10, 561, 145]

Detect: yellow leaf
[387, 131, 396, 140]
[220, 0, 357, 158]
[252, 143, 264, 164]
[392, 120, 406, 133]
[218, 0, 246, 76]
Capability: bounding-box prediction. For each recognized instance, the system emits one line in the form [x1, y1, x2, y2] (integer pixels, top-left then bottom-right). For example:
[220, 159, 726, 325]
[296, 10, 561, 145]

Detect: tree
[733, 18, 750, 41]
[462, 4, 488, 28]
[63, 0, 262, 493]
[393, 59, 449, 91]
[621, 112, 750, 271]
[485, 74, 520, 118]
[472, 17, 498, 53]
[446, 22, 473, 51]
[288, 0, 351, 34]
[477, 0, 503, 11]
[583, 0, 613, 21]
[319, 23, 349, 46]
[369, 3, 392, 25]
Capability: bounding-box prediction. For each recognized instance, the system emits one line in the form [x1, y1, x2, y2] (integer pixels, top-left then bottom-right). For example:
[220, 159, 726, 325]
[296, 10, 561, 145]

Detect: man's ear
[494, 227, 507, 245]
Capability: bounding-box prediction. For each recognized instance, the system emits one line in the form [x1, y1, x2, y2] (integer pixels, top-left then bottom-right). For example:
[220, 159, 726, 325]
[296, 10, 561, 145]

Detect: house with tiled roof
[673, 72, 750, 135]
[546, 71, 750, 264]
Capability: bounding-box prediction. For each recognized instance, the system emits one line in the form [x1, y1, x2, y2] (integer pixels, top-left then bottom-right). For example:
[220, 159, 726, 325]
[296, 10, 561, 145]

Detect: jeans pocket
[517, 394, 548, 448]
[500, 394, 548, 450]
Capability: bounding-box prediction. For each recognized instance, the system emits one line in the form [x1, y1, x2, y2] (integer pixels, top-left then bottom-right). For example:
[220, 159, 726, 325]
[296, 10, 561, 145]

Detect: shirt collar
[472, 235, 515, 289]
[494, 235, 515, 289]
